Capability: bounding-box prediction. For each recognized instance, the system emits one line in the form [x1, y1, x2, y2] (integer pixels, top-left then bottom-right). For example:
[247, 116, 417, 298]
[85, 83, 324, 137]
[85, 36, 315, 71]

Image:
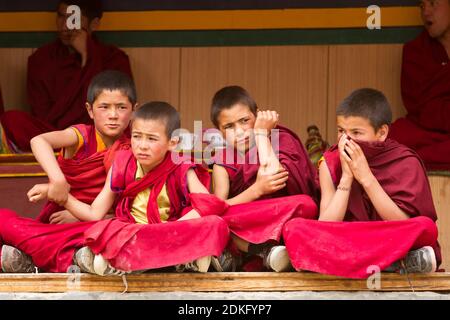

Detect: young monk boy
[210, 86, 319, 272]
[282, 88, 441, 278]
[0, 102, 228, 275]
[31, 70, 135, 224]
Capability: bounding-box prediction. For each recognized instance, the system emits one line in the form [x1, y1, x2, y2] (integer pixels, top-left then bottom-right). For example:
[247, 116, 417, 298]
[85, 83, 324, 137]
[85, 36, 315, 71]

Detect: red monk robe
[0, 36, 132, 152]
[283, 139, 441, 279]
[212, 125, 319, 245]
[0, 151, 228, 273]
[390, 31, 450, 171]
[36, 124, 131, 223]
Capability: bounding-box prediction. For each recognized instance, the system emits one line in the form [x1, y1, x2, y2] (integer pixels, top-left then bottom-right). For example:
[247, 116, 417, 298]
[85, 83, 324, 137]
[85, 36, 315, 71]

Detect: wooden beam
[0, 272, 450, 293]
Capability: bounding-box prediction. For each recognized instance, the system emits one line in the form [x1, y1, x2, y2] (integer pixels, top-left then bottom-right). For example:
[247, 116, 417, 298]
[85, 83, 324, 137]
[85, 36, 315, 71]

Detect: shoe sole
[268, 246, 292, 272]
[423, 246, 437, 273]
[75, 247, 95, 274]
[196, 256, 212, 273]
[1, 245, 35, 273]
[93, 254, 109, 276]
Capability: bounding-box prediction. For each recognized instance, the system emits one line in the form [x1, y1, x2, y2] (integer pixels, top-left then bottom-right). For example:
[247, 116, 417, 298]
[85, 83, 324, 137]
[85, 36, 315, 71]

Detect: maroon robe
[283, 139, 441, 278]
[214, 125, 319, 202]
[212, 125, 319, 245]
[36, 124, 131, 223]
[0, 36, 132, 152]
[0, 151, 228, 272]
[390, 30, 450, 171]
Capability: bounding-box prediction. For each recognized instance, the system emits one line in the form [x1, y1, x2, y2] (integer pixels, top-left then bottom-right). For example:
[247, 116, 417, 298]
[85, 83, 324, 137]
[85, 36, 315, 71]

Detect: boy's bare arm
[63, 169, 116, 221]
[186, 168, 209, 194]
[212, 164, 230, 200]
[318, 160, 352, 221]
[30, 128, 79, 205]
[344, 139, 409, 221]
[254, 110, 283, 174]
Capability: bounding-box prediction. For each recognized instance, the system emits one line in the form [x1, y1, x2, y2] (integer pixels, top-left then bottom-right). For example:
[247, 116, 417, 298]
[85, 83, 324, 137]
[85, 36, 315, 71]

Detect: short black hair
[336, 88, 392, 130]
[87, 70, 137, 106]
[132, 101, 180, 139]
[211, 86, 258, 128]
[58, 0, 103, 21]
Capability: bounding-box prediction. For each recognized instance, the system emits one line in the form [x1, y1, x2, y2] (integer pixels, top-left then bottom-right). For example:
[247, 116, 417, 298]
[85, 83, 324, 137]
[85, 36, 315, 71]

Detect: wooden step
[1, 272, 449, 293]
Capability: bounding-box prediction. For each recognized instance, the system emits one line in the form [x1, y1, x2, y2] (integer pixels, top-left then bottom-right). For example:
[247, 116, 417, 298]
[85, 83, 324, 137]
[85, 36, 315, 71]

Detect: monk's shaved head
[211, 86, 258, 128]
[87, 70, 137, 106]
[133, 102, 180, 139]
[337, 88, 392, 131]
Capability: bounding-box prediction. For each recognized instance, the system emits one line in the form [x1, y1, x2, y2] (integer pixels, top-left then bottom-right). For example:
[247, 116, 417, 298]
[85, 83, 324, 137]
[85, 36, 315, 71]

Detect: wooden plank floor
[1, 272, 450, 293]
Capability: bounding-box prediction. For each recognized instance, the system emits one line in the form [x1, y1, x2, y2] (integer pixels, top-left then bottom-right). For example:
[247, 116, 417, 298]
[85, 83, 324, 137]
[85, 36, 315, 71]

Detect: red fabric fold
[222, 194, 318, 244]
[283, 216, 438, 279]
[85, 215, 229, 271]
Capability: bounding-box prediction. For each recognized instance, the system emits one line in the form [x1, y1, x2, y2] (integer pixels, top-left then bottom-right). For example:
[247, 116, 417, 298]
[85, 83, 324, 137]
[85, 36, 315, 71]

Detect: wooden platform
[1, 272, 450, 293]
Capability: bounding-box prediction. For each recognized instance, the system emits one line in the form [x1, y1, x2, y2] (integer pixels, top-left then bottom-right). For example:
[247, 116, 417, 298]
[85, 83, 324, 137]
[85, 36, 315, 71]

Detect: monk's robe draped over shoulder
[390, 30, 450, 171]
[283, 139, 440, 278]
[0, 36, 132, 151]
[36, 124, 131, 223]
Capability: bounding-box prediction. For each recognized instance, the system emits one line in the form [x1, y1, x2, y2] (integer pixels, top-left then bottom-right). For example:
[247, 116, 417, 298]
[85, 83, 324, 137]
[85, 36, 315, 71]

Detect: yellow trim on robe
[130, 162, 171, 224]
[95, 130, 107, 152]
[64, 127, 107, 158]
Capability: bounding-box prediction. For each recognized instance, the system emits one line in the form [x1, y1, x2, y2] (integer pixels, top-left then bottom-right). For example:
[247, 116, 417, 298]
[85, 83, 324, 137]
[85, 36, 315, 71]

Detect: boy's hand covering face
[343, 139, 373, 184]
[254, 110, 279, 132]
[338, 134, 354, 179]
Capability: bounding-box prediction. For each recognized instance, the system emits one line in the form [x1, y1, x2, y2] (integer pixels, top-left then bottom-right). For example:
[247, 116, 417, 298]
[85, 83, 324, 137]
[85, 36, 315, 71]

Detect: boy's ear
[89, 18, 101, 33]
[376, 124, 389, 141]
[168, 136, 180, 151]
[86, 103, 94, 120]
[133, 103, 138, 111]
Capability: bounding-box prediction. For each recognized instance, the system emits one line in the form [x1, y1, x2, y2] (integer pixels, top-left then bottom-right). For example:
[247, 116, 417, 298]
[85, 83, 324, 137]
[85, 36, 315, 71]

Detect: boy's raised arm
[254, 110, 283, 174]
[30, 128, 79, 205]
[63, 168, 116, 221]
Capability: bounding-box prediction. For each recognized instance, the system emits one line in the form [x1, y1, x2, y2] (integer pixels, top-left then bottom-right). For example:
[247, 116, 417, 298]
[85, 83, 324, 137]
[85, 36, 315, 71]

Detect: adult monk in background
[0, 0, 132, 152]
[389, 0, 450, 171]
